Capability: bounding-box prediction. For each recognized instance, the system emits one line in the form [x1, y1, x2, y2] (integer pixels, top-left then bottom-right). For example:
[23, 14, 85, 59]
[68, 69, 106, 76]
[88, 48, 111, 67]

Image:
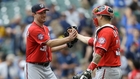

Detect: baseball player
[24, 4, 77, 79]
[73, 5, 122, 79]
[128, 60, 140, 79]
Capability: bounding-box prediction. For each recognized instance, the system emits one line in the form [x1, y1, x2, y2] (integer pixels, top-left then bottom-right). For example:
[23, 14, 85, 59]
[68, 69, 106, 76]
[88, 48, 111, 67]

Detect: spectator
[49, 19, 64, 37]
[126, 41, 140, 75]
[0, 52, 6, 63]
[78, 12, 89, 32]
[120, 15, 140, 52]
[18, 60, 25, 79]
[110, 0, 132, 19]
[132, 29, 140, 53]
[80, 0, 90, 9]
[18, 23, 26, 55]
[39, 0, 46, 6]
[129, 1, 140, 23]
[0, 54, 19, 79]
[79, 27, 93, 63]
[128, 60, 140, 79]
[1, 25, 19, 54]
[87, 0, 95, 7]
[50, 53, 61, 78]
[59, 12, 71, 31]
[0, 19, 5, 38]
[120, 49, 128, 79]
[44, 4, 61, 26]
[65, 5, 80, 26]
[6, 15, 22, 54]
[57, 48, 78, 79]
[0, 20, 6, 51]
[111, 0, 127, 8]
[47, 4, 61, 20]
[24, 6, 34, 25]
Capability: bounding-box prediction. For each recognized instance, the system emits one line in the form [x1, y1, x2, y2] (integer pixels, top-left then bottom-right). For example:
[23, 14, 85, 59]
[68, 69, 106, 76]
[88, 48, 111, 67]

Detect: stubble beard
[38, 18, 45, 24]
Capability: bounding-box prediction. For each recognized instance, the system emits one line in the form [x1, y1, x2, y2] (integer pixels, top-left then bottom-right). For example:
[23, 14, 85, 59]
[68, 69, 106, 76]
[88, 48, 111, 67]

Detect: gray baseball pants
[93, 67, 122, 79]
[24, 62, 57, 79]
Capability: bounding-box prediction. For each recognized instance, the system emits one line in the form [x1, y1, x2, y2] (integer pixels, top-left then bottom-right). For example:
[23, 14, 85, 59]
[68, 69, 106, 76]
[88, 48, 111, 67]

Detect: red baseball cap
[31, 4, 49, 13]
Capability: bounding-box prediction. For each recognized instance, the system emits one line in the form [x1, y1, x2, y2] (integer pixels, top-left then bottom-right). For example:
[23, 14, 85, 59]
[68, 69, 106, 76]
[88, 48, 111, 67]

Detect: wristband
[87, 62, 97, 71]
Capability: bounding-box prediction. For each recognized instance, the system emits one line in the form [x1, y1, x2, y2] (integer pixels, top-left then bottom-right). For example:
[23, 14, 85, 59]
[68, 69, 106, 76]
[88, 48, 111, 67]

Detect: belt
[30, 62, 50, 67]
[97, 66, 119, 70]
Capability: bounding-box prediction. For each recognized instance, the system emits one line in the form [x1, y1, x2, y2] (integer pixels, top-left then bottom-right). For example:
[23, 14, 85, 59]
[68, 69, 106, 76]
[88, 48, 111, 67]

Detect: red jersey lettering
[26, 22, 52, 63]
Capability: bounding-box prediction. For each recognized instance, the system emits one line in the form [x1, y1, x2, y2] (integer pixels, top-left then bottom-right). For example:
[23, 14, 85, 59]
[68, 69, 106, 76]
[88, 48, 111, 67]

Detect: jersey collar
[33, 21, 44, 28]
[96, 24, 114, 33]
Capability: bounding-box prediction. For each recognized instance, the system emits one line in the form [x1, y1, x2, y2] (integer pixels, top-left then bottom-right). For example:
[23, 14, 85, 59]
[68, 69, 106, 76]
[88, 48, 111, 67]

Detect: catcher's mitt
[64, 26, 78, 48]
[73, 70, 92, 79]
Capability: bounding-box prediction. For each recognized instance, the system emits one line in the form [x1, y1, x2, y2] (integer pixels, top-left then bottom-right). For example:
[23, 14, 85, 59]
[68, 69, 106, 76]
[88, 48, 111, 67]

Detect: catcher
[67, 5, 122, 79]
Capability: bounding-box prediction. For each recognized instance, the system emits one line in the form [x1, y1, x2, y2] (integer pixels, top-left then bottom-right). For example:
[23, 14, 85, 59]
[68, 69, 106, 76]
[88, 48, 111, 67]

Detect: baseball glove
[73, 70, 92, 79]
[64, 26, 78, 48]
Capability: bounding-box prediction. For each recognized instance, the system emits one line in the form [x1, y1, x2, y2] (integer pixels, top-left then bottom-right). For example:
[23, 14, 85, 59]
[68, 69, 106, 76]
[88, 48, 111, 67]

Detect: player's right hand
[64, 26, 78, 48]
[68, 27, 77, 41]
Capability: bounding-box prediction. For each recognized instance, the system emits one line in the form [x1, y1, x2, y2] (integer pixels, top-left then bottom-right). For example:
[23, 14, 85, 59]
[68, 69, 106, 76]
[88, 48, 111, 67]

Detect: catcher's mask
[92, 5, 114, 27]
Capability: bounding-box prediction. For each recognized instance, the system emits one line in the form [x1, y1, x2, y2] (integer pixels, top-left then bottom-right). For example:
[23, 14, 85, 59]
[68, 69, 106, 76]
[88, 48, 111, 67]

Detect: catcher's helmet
[92, 5, 114, 17]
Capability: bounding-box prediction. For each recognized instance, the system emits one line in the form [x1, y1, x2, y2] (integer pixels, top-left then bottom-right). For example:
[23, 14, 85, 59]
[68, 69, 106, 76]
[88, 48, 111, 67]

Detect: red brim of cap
[36, 8, 49, 13]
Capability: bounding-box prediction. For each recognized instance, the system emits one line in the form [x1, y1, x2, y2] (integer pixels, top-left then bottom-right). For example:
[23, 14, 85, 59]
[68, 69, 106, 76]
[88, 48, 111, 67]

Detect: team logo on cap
[38, 34, 44, 40]
[98, 37, 105, 44]
[40, 4, 44, 8]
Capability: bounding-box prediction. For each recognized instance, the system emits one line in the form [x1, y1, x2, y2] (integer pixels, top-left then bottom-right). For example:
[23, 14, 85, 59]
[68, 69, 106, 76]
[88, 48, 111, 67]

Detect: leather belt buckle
[31, 62, 50, 67]
[42, 62, 49, 67]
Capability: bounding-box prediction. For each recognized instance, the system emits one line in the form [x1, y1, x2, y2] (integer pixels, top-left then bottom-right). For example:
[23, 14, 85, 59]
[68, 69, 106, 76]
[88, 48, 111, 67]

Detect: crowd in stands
[0, 0, 140, 79]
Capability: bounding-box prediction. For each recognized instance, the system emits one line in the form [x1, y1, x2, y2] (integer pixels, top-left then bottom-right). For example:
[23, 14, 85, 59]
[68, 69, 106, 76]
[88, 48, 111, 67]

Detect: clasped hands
[64, 26, 78, 48]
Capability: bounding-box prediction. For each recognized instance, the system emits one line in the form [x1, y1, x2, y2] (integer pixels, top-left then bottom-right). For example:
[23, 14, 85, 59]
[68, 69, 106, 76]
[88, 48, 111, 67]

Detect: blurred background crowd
[0, 0, 140, 79]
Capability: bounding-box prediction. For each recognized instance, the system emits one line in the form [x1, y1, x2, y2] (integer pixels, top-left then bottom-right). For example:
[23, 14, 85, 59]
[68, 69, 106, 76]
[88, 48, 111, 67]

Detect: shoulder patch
[98, 37, 106, 44]
[38, 34, 44, 40]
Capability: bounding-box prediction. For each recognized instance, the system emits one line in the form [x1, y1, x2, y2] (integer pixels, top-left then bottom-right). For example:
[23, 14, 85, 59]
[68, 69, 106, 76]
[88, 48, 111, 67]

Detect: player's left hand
[73, 70, 92, 79]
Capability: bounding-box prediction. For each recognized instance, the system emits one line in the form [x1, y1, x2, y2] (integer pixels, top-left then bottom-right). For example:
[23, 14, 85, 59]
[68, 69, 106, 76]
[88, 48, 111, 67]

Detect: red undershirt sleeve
[88, 38, 94, 46]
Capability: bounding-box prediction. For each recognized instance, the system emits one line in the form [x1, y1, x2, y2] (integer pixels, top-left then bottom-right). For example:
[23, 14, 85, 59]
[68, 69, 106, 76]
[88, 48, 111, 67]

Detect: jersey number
[116, 50, 120, 56]
[40, 46, 47, 51]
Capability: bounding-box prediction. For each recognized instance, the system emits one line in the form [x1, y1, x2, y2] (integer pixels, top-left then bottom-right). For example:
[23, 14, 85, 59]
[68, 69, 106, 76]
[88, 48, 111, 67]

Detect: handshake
[64, 27, 93, 79]
[64, 26, 78, 48]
